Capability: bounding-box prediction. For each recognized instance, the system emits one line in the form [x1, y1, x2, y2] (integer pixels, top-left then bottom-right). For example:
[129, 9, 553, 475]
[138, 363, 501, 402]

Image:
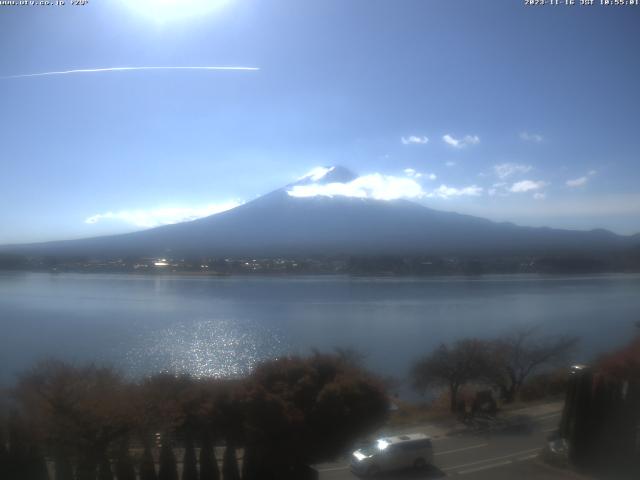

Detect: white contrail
[0, 66, 260, 79]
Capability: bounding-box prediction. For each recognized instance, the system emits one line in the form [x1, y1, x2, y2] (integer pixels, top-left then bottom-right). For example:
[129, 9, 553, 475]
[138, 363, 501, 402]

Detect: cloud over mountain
[85, 202, 242, 228]
[427, 185, 483, 199]
[4, 165, 637, 259]
[288, 172, 425, 201]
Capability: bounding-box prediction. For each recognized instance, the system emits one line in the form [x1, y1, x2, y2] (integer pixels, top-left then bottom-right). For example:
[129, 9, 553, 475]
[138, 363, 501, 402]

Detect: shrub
[519, 370, 569, 402]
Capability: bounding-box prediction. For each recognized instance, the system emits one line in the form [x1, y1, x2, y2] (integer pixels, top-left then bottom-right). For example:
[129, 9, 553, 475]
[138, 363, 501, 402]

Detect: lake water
[1, 272, 639, 394]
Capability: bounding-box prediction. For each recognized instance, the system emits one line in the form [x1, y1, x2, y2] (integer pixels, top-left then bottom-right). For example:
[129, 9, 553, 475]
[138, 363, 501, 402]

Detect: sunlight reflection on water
[2, 273, 640, 388]
[125, 317, 288, 378]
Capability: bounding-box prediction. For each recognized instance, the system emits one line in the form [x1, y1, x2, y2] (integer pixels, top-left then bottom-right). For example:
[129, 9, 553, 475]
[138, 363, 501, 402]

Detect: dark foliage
[7, 353, 388, 480]
[519, 370, 568, 402]
[13, 360, 132, 480]
[242, 353, 389, 477]
[240, 444, 259, 480]
[198, 434, 219, 480]
[75, 451, 97, 480]
[599, 336, 640, 381]
[0, 436, 8, 480]
[222, 444, 240, 480]
[53, 452, 73, 480]
[25, 445, 50, 480]
[134, 374, 199, 440]
[536, 256, 606, 274]
[139, 444, 157, 480]
[6, 412, 30, 480]
[97, 453, 113, 480]
[158, 440, 178, 480]
[114, 439, 136, 480]
[182, 434, 198, 480]
[0, 253, 28, 270]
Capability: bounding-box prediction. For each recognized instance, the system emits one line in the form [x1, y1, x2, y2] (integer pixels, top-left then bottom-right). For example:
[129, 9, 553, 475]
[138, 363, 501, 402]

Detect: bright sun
[122, 0, 231, 23]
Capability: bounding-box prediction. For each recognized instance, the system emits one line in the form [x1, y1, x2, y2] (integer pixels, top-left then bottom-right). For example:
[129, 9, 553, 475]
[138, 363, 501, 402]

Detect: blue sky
[1, 0, 639, 244]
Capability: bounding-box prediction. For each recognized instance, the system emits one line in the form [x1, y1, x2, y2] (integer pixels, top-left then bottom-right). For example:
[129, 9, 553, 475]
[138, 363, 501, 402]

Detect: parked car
[350, 433, 433, 477]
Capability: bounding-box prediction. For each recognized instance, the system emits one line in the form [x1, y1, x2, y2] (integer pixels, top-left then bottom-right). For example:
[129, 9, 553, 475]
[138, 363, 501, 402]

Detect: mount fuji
[2, 166, 638, 259]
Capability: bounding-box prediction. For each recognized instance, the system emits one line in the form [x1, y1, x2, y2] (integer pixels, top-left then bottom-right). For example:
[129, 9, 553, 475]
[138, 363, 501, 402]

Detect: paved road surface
[317, 409, 570, 479]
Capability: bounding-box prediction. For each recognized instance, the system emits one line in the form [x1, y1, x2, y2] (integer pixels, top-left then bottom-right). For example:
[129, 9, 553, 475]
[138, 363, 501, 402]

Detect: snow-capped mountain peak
[293, 165, 358, 186]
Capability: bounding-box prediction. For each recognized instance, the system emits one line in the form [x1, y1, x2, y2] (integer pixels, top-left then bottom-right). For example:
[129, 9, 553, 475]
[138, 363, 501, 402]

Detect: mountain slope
[3, 181, 637, 258]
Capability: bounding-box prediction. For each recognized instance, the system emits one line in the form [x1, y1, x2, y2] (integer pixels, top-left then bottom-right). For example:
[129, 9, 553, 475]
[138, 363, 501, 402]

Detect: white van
[350, 433, 433, 476]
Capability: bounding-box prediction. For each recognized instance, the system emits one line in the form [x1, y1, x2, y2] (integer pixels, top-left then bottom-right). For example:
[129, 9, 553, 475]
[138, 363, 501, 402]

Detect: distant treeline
[2, 250, 640, 275]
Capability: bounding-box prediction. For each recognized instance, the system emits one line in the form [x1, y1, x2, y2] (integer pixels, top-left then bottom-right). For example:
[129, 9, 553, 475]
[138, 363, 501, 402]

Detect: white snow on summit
[298, 166, 336, 182]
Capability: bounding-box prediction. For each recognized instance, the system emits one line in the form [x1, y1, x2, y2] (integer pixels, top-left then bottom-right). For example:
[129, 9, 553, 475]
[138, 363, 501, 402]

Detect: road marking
[316, 442, 488, 472]
[317, 465, 348, 472]
[317, 414, 554, 475]
[317, 447, 542, 474]
[516, 453, 539, 461]
[444, 447, 541, 471]
[435, 443, 489, 456]
[458, 459, 512, 474]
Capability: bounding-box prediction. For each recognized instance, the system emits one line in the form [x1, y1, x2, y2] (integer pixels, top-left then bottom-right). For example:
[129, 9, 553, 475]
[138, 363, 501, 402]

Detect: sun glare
[122, 0, 231, 23]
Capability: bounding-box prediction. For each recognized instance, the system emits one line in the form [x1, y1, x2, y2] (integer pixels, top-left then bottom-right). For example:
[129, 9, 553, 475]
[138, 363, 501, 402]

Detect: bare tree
[411, 339, 493, 412]
[490, 326, 578, 402]
[333, 347, 368, 369]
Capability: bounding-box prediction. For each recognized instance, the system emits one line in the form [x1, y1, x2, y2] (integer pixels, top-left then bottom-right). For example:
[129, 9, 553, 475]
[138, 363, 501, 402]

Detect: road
[317, 409, 570, 479]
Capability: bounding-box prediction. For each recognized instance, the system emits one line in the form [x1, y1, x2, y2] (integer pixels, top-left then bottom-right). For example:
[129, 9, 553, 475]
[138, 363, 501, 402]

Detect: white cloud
[519, 131, 543, 143]
[85, 201, 242, 228]
[493, 163, 533, 179]
[566, 176, 588, 188]
[566, 170, 597, 188]
[298, 166, 335, 182]
[290, 167, 481, 202]
[287, 173, 425, 201]
[445, 161, 456, 167]
[533, 192, 547, 200]
[510, 180, 547, 193]
[404, 168, 436, 181]
[401, 135, 429, 145]
[442, 134, 480, 148]
[427, 185, 483, 199]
